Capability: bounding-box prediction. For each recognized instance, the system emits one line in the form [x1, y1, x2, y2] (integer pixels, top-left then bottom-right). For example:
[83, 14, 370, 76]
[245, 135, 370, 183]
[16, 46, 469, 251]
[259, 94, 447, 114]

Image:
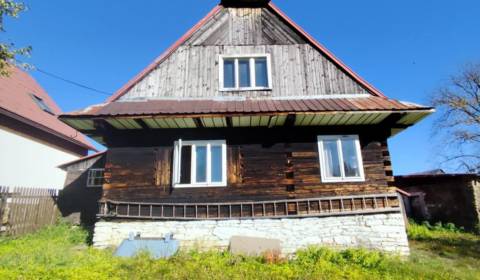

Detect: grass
[0, 221, 478, 279]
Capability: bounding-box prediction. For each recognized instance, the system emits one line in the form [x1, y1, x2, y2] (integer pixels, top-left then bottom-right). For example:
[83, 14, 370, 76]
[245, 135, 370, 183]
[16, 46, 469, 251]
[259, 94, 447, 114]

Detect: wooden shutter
[154, 147, 173, 189]
[227, 146, 242, 185]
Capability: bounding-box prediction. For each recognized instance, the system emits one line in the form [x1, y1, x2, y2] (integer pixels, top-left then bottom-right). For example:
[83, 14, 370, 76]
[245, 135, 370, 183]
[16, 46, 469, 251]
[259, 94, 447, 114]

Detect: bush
[408, 220, 467, 241]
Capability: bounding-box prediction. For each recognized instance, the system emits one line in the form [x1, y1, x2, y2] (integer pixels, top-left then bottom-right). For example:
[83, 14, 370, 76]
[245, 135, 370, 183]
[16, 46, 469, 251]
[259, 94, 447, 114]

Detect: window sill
[173, 183, 227, 189]
[320, 178, 366, 183]
[220, 87, 272, 92]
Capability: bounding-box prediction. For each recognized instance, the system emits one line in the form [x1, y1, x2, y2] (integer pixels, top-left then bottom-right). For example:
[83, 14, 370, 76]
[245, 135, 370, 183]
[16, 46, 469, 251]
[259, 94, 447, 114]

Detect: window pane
[341, 139, 361, 177]
[255, 58, 268, 87]
[223, 59, 235, 88]
[239, 59, 251, 87]
[195, 146, 207, 183]
[322, 140, 341, 178]
[211, 145, 223, 183]
[180, 146, 192, 184]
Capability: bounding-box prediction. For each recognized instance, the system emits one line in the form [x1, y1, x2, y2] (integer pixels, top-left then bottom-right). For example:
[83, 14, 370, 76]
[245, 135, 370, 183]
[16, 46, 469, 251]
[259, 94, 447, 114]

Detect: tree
[0, 0, 30, 76]
[431, 63, 480, 173]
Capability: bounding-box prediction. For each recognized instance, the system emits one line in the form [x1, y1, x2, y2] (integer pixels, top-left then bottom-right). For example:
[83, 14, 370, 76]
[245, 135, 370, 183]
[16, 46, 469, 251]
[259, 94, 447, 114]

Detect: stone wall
[93, 213, 409, 255]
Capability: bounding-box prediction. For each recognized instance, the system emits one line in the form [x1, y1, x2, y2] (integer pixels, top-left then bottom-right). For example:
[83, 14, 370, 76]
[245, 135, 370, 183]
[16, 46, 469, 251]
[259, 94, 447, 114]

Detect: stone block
[229, 236, 281, 256]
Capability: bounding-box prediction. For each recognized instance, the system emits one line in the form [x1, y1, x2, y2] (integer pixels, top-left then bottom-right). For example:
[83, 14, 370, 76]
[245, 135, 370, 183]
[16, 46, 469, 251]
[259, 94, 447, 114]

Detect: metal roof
[62, 96, 430, 118]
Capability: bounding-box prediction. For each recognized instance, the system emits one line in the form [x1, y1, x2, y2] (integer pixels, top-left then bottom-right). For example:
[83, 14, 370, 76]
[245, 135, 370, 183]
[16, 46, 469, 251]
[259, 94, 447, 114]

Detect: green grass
[0, 221, 479, 279]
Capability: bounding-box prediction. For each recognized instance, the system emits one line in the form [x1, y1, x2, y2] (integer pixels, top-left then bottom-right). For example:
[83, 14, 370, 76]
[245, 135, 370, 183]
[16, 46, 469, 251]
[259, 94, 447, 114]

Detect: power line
[34, 67, 112, 96]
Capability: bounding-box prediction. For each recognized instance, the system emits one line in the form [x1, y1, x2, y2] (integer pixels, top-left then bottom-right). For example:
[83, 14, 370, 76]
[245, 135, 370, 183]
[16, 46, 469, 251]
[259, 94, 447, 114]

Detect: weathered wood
[101, 127, 392, 204]
[120, 44, 369, 101]
[98, 193, 401, 220]
[0, 186, 59, 236]
[116, 6, 371, 101]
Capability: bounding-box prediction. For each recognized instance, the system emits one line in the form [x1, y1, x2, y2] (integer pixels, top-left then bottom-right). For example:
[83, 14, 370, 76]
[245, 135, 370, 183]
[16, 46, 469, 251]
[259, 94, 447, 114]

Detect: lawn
[0, 221, 478, 280]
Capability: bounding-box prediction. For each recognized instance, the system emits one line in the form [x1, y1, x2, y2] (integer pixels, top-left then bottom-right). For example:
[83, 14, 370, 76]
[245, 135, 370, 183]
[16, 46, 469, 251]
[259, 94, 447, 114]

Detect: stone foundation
[93, 213, 410, 255]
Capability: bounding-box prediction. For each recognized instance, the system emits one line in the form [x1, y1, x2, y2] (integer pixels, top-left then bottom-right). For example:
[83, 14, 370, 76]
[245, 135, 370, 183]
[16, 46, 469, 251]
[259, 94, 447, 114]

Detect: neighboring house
[57, 152, 106, 226]
[59, 0, 433, 255]
[396, 171, 480, 231]
[0, 66, 96, 189]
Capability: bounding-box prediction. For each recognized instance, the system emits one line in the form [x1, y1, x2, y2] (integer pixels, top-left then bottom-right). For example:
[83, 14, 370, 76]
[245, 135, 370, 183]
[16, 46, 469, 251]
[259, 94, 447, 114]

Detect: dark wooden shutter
[154, 147, 173, 188]
[227, 146, 242, 185]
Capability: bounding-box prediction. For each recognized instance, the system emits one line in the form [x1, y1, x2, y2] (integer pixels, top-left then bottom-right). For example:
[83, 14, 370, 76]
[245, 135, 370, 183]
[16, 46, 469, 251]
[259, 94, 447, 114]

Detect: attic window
[30, 94, 54, 115]
[219, 54, 271, 91]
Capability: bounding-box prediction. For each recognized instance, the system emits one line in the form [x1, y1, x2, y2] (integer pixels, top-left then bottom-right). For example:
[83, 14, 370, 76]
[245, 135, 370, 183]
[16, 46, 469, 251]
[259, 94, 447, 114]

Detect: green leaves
[0, 0, 29, 76]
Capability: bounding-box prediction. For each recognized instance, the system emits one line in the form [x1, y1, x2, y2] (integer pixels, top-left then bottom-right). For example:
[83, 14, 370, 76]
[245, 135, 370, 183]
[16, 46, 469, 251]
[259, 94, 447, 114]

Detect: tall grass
[0, 221, 478, 279]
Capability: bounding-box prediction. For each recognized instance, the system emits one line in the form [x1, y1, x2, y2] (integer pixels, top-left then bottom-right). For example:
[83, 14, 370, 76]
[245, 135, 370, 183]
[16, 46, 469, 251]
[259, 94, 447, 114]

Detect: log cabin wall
[102, 126, 393, 203]
[118, 7, 371, 101]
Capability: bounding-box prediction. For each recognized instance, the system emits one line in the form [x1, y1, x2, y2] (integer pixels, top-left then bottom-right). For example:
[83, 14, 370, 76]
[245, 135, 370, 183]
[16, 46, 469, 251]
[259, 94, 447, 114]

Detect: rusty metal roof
[62, 96, 431, 118]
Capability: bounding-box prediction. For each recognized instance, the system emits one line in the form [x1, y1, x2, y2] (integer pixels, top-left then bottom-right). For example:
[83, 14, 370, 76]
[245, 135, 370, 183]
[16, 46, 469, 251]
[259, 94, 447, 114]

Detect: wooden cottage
[60, 0, 433, 254]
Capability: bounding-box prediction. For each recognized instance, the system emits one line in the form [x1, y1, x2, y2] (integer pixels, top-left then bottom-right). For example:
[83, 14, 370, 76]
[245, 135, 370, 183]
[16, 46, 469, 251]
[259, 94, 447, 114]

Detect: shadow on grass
[411, 236, 480, 259]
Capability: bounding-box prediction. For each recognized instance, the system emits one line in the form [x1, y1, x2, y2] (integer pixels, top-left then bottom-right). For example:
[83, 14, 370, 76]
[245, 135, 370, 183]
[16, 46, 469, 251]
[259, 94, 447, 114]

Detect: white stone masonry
[93, 213, 410, 255]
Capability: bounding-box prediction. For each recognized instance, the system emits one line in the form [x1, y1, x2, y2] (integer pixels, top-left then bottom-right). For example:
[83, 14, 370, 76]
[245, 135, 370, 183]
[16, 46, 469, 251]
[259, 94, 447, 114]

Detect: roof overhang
[60, 109, 433, 144]
[59, 97, 433, 145]
[0, 107, 97, 152]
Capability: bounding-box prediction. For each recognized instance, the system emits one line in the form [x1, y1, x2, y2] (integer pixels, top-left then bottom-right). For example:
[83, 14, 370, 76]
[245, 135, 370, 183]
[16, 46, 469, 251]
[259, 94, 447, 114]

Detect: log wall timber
[102, 127, 392, 204]
[119, 7, 371, 101]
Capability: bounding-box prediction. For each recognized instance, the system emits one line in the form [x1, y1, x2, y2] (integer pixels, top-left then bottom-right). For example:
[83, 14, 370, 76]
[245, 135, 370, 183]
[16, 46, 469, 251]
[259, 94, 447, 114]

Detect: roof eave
[57, 151, 106, 170]
[1, 107, 98, 152]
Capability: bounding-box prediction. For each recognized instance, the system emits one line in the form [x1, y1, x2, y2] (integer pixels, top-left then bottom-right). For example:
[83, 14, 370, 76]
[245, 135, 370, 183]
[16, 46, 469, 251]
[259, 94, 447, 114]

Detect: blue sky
[4, 0, 480, 175]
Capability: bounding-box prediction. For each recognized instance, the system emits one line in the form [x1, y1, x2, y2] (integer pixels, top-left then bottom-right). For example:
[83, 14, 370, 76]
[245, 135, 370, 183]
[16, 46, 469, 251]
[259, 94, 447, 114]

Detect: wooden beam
[284, 114, 296, 127]
[193, 118, 204, 128]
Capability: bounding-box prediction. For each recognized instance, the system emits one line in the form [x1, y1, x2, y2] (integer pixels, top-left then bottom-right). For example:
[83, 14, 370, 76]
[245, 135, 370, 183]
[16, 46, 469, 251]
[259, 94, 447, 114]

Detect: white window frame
[219, 54, 272, 91]
[317, 135, 365, 183]
[173, 140, 227, 188]
[87, 168, 105, 188]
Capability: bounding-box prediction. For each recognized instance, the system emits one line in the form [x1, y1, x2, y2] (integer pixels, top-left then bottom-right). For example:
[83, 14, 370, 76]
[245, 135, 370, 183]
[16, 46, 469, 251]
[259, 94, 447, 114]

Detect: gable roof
[106, 2, 385, 103]
[58, 150, 106, 170]
[0, 66, 96, 151]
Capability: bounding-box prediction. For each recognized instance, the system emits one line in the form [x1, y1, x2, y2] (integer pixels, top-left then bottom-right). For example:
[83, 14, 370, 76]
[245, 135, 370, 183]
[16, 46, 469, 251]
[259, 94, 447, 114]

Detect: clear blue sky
[4, 0, 480, 175]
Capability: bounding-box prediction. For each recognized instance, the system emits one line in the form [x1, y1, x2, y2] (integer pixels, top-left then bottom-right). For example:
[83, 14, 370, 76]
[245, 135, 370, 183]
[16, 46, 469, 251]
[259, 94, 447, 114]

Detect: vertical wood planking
[0, 186, 59, 237]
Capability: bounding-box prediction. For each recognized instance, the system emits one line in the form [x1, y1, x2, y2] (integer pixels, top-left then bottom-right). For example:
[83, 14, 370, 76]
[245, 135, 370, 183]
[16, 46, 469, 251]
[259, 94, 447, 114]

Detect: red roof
[63, 96, 431, 118]
[105, 2, 386, 103]
[0, 66, 96, 151]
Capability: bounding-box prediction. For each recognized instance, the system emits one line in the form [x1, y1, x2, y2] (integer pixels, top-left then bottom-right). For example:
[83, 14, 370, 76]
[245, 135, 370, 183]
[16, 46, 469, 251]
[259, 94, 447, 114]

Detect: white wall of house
[0, 127, 79, 189]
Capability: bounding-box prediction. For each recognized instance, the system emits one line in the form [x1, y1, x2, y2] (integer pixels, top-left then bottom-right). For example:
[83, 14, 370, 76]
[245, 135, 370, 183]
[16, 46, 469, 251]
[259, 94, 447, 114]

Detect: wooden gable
[184, 8, 306, 46]
[117, 4, 375, 101]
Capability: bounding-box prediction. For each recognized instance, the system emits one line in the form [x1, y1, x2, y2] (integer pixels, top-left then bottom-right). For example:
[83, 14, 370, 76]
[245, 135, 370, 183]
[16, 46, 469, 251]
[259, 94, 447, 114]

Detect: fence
[0, 186, 59, 236]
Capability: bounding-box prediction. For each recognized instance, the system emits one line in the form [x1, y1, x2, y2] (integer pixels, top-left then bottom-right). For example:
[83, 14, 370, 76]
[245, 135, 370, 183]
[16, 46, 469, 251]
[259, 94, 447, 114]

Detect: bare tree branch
[431, 63, 480, 173]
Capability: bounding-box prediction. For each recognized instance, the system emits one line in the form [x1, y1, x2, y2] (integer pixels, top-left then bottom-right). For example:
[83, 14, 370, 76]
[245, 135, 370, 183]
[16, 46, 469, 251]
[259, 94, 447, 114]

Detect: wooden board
[101, 127, 392, 204]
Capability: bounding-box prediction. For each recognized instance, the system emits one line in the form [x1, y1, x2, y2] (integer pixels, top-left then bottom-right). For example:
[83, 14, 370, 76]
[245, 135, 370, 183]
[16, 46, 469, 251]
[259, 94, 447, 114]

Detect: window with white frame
[219, 54, 271, 90]
[173, 140, 227, 188]
[87, 168, 105, 187]
[317, 135, 365, 182]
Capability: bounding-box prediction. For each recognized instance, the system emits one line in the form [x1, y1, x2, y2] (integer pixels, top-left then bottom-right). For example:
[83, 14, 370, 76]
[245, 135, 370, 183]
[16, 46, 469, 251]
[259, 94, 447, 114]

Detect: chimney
[220, 0, 271, 7]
